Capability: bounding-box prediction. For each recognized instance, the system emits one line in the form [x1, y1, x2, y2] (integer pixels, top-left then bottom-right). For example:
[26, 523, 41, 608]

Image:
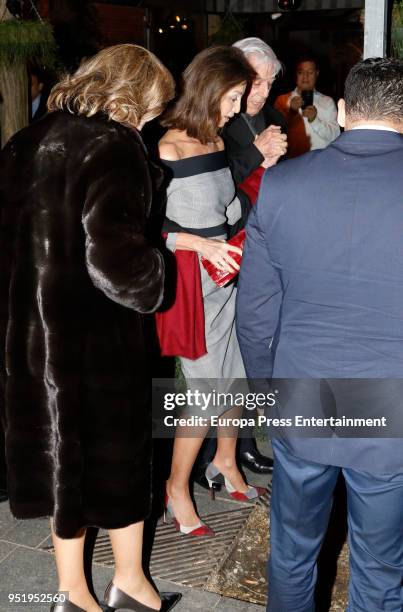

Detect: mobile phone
[301, 90, 314, 110]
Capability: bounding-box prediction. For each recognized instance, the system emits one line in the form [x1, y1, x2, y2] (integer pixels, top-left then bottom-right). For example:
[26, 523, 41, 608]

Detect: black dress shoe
[239, 440, 273, 474]
[0, 487, 8, 503]
[191, 462, 211, 490]
[103, 582, 182, 612]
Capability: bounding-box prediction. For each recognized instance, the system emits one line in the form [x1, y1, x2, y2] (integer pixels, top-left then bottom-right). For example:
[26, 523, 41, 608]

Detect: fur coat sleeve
[82, 131, 165, 313]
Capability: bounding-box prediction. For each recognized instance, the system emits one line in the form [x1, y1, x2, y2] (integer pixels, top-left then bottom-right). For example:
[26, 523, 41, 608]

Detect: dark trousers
[268, 439, 403, 612]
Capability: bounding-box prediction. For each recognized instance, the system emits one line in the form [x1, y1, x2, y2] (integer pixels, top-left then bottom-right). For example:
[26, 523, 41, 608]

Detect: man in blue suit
[236, 58, 403, 612]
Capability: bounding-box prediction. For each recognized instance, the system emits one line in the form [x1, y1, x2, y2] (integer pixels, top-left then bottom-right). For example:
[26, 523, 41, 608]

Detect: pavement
[0, 437, 272, 612]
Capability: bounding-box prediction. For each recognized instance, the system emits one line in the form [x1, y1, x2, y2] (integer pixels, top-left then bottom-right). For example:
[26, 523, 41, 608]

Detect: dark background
[33, 0, 372, 101]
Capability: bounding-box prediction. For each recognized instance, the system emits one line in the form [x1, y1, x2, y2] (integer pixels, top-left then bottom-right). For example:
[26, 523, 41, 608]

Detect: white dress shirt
[351, 124, 399, 133]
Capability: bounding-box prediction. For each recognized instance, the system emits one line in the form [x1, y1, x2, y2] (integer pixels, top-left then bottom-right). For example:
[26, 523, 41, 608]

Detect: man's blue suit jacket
[236, 129, 403, 473]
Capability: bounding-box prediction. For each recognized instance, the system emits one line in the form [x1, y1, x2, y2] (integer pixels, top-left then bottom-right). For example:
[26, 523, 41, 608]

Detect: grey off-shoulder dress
[162, 150, 246, 407]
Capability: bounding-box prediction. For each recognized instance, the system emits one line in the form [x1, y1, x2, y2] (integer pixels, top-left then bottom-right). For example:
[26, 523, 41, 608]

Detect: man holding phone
[275, 55, 339, 158]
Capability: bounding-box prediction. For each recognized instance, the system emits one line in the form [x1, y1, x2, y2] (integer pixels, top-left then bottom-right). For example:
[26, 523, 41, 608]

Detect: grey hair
[233, 37, 282, 76]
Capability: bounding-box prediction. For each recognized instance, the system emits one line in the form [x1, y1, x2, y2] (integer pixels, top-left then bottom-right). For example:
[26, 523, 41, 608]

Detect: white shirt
[32, 93, 42, 118]
[351, 124, 399, 133]
[289, 88, 340, 150]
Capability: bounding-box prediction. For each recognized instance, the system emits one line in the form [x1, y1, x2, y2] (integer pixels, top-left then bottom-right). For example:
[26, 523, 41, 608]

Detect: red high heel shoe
[163, 491, 215, 537]
[205, 463, 267, 501]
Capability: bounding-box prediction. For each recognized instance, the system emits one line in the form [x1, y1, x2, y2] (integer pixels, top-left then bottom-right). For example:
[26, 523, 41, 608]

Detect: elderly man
[275, 55, 340, 158]
[223, 37, 288, 193]
[237, 57, 403, 612]
[221, 37, 287, 474]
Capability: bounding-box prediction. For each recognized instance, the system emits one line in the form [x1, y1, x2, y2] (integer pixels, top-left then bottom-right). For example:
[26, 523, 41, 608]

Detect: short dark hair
[344, 57, 403, 123]
[295, 55, 318, 72]
[162, 45, 256, 144]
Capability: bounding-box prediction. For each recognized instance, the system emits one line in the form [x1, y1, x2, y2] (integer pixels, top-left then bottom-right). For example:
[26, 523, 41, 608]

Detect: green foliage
[209, 15, 247, 46]
[392, 0, 403, 59]
[0, 19, 57, 67]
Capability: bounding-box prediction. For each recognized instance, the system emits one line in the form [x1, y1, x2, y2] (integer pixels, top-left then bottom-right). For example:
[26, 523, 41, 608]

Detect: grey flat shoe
[102, 582, 182, 612]
[50, 600, 86, 612]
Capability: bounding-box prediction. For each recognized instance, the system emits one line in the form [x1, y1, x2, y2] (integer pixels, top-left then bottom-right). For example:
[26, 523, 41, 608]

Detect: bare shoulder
[159, 129, 189, 161]
[158, 132, 181, 161]
[159, 129, 223, 159]
[158, 141, 180, 161]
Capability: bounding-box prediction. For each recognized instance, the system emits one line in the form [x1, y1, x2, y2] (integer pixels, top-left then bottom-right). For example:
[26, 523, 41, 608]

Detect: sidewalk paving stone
[0, 544, 114, 612]
[0, 504, 18, 539]
[0, 438, 272, 611]
[152, 579, 221, 611]
[0, 517, 53, 549]
[214, 597, 264, 611]
[0, 541, 16, 563]
[0, 511, 266, 612]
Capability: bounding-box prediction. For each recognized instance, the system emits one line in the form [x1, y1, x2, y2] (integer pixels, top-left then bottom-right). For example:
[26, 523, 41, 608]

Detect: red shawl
[155, 250, 207, 360]
[239, 166, 265, 205]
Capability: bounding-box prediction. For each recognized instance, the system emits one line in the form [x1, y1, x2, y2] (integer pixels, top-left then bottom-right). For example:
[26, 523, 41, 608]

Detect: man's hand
[302, 105, 317, 122]
[290, 96, 303, 112]
[261, 155, 280, 169]
[254, 125, 288, 162]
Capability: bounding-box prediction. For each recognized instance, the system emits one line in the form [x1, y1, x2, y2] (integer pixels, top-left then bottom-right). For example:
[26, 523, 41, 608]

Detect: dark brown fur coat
[0, 111, 164, 537]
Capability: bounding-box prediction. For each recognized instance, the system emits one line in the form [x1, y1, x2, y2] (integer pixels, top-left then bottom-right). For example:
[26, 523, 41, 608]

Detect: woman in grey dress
[159, 46, 266, 538]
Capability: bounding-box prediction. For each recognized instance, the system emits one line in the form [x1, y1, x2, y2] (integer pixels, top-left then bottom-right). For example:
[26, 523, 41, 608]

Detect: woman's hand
[196, 238, 242, 273]
[173, 233, 243, 273]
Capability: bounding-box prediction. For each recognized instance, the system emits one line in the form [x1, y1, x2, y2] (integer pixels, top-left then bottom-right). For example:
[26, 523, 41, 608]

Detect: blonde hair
[48, 44, 175, 129]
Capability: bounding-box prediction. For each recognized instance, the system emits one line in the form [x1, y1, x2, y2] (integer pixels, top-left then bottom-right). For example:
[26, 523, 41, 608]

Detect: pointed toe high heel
[163, 492, 215, 537]
[102, 582, 182, 612]
[205, 462, 267, 502]
[50, 600, 86, 612]
[159, 593, 182, 612]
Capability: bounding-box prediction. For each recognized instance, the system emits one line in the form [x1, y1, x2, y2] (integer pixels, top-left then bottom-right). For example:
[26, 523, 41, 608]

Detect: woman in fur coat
[0, 45, 181, 612]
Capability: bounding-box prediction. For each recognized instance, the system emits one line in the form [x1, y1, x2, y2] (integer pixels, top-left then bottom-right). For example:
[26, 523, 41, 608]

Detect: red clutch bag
[201, 229, 246, 288]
